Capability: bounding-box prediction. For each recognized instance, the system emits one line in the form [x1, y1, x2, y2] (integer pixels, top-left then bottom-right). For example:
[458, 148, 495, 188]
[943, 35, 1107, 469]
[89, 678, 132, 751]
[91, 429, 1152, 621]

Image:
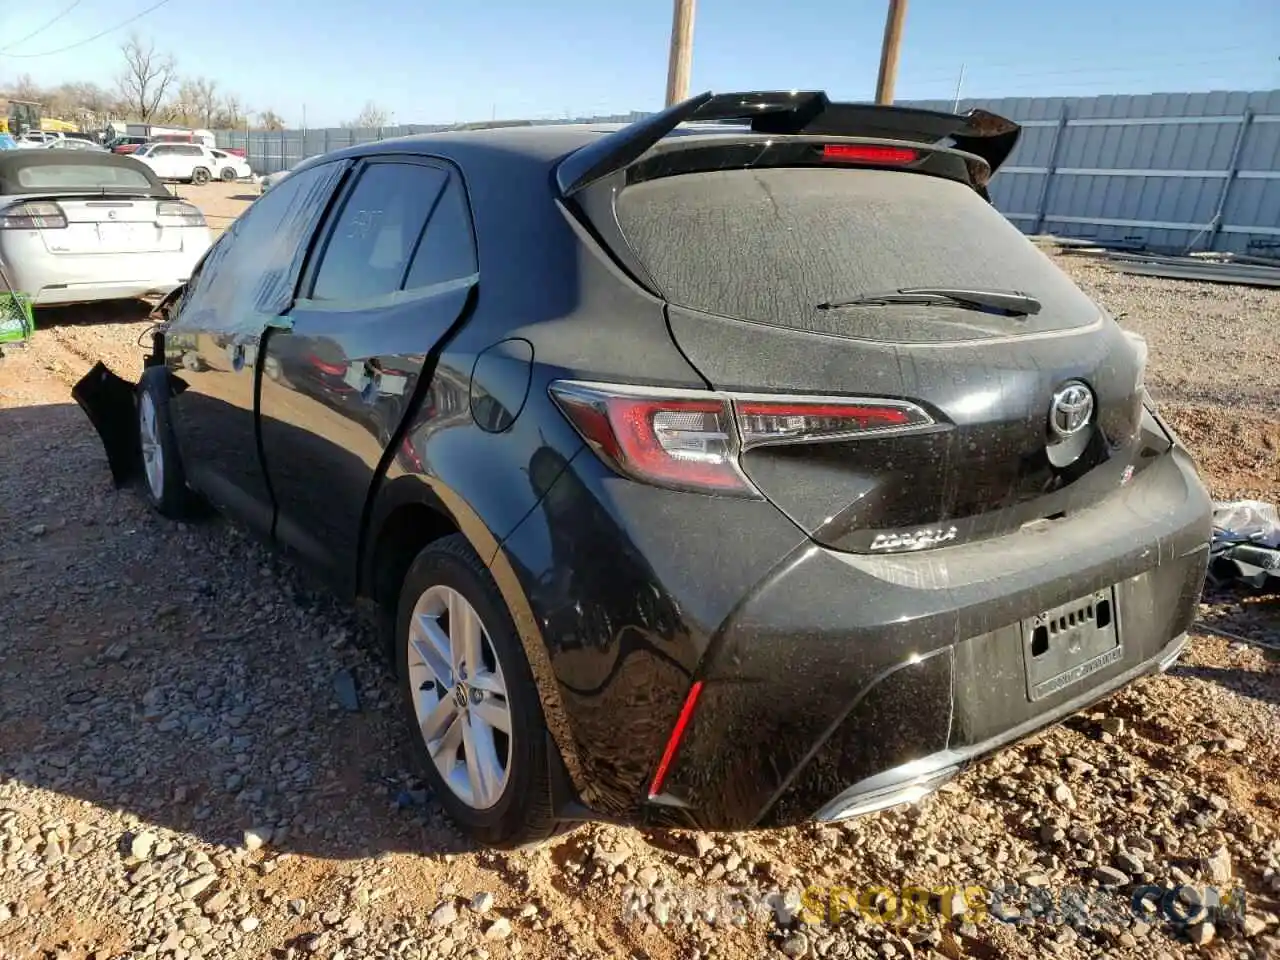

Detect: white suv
[134, 143, 252, 184]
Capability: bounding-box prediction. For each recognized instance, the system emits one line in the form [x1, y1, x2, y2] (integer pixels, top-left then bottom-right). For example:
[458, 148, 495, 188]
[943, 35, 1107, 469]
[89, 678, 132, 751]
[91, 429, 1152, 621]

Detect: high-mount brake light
[549, 381, 935, 497]
[822, 144, 919, 165]
[0, 200, 67, 230]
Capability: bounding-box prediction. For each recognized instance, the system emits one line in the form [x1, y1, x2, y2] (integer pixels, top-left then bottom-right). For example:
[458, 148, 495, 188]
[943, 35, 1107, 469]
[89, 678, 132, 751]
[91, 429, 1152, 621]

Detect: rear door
[165, 158, 350, 536]
[259, 156, 478, 592]
[609, 165, 1146, 552]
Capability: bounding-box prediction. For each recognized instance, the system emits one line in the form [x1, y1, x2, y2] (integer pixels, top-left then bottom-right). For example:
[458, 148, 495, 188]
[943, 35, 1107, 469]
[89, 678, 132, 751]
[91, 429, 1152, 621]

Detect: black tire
[220, 167, 237, 182]
[191, 166, 211, 185]
[137, 366, 198, 519]
[396, 534, 559, 848]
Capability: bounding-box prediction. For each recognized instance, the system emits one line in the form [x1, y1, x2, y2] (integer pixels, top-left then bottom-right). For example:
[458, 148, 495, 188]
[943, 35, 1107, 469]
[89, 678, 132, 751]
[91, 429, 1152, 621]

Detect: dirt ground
[0, 189, 1277, 960]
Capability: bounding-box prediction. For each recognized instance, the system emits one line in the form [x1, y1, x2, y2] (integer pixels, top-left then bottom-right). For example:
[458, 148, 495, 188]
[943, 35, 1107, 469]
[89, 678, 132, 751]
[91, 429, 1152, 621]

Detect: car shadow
[34, 299, 156, 330]
[0, 398, 478, 861]
[231, 194, 260, 202]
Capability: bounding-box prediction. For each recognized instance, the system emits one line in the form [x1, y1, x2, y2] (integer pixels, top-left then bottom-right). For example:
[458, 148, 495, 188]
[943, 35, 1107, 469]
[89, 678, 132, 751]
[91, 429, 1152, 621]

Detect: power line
[0, 0, 84, 54]
[0, 0, 176, 59]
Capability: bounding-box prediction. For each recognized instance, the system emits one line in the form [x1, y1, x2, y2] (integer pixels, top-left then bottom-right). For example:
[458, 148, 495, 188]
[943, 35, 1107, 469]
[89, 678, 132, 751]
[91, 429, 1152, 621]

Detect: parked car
[74, 90, 1211, 849]
[258, 166, 293, 194]
[43, 138, 107, 152]
[0, 150, 211, 306]
[133, 142, 252, 184]
[109, 136, 150, 154]
[0, 134, 16, 151]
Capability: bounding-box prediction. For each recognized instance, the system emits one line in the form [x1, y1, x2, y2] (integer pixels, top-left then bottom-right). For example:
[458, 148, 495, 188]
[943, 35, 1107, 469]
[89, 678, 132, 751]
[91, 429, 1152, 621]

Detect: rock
[1099, 717, 1125, 736]
[1051, 783, 1075, 808]
[1207, 794, 1230, 812]
[1114, 852, 1144, 876]
[694, 835, 715, 858]
[1094, 866, 1130, 888]
[239, 916, 260, 932]
[243, 827, 271, 852]
[637, 866, 660, 888]
[780, 932, 810, 958]
[1222, 738, 1247, 752]
[432, 902, 458, 927]
[287, 898, 306, 916]
[1186, 921, 1215, 945]
[332, 669, 360, 712]
[1039, 825, 1065, 844]
[180, 875, 217, 900]
[204, 890, 232, 915]
[1244, 915, 1267, 937]
[483, 917, 512, 940]
[470, 891, 495, 914]
[129, 831, 157, 860]
[1204, 846, 1232, 884]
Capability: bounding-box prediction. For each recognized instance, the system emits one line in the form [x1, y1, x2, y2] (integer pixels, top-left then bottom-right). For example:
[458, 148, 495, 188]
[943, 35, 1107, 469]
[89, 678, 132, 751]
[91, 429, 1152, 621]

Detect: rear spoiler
[555, 90, 1020, 197]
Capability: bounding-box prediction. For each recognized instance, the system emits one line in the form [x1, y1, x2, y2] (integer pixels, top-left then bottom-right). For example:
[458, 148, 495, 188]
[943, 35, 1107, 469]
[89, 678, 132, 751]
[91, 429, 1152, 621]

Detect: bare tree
[255, 109, 285, 131]
[213, 93, 247, 130]
[117, 34, 177, 122]
[343, 101, 388, 129]
[9, 73, 42, 102]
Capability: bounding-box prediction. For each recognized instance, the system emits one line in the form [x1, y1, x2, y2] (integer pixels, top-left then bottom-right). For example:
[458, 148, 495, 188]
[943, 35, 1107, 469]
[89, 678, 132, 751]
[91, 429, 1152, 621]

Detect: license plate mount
[1023, 588, 1122, 701]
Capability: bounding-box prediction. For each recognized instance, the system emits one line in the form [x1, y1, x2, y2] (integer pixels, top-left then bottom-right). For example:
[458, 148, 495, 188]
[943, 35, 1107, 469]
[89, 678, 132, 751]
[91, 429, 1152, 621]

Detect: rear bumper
[1, 243, 207, 306]
[811, 631, 1187, 822]
[499, 440, 1211, 830]
[652, 445, 1211, 829]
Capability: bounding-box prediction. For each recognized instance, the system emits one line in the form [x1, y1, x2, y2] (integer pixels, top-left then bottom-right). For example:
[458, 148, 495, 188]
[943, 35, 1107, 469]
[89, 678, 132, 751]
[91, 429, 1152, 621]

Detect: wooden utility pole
[874, 0, 909, 105]
[664, 0, 697, 108]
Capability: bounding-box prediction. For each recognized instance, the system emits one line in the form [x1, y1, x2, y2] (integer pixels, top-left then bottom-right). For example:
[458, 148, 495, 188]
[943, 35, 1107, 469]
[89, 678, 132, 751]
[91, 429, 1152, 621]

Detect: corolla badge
[1048, 381, 1094, 439]
[870, 526, 959, 552]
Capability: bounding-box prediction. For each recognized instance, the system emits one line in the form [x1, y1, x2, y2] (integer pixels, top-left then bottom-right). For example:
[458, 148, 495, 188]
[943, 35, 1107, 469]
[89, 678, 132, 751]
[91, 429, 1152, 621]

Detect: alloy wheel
[138, 391, 164, 501]
[407, 585, 513, 809]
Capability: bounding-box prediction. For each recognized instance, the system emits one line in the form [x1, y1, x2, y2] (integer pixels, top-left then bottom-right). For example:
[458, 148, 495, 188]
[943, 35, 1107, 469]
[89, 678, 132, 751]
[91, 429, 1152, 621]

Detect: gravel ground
[0, 210, 1277, 960]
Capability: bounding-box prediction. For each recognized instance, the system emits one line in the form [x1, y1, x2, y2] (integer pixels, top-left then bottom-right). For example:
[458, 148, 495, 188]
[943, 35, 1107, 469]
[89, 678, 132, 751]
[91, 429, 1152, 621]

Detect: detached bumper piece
[72, 361, 140, 487]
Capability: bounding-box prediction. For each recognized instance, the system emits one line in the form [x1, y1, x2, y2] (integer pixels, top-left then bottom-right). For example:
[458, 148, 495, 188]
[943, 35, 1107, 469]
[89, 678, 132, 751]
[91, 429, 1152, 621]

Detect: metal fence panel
[215, 88, 1280, 252]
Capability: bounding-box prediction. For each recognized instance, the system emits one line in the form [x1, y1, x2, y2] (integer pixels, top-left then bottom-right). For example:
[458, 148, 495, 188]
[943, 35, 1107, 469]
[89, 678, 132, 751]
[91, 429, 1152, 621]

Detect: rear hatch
[615, 165, 1150, 550]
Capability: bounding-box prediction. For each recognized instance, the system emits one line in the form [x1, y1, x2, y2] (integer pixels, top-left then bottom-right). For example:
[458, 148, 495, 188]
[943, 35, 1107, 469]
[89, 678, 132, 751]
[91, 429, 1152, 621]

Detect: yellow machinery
[0, 98, 43, 137]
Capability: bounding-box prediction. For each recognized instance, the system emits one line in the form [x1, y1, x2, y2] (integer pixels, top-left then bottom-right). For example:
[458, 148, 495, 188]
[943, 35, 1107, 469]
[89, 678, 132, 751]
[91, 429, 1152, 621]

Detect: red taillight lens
[549, 381, 935, 496]
[549, 382, 754, 495]
[734, 398, 931, 450]
[822, 144, 919, 165]
[648, 680, 704, 799]
[0, 200, 67, 230]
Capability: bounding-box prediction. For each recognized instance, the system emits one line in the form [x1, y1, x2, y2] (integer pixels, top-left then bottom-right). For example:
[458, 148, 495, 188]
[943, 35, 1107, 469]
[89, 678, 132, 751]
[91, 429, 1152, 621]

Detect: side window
[149, 145, 172, 156]
[180, 145, 203, 157]
[309, 162, 448, 303]
[180, 160, 348, 333]
[402, 174, 477, 291]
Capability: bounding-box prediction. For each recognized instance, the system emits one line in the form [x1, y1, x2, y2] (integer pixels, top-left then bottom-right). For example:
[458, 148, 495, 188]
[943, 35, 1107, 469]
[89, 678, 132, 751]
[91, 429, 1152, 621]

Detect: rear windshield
[614, 167, 1100, 337]
[16, 163, 155, 190]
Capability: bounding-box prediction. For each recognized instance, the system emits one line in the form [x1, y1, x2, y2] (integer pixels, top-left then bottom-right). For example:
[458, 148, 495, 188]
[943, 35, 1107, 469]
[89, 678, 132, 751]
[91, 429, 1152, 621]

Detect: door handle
[229, 343, 246, 372]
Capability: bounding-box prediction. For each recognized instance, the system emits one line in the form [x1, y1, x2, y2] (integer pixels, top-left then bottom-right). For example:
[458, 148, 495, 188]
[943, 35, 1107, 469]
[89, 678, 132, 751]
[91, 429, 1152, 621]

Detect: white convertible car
[0, 150, 212, 306]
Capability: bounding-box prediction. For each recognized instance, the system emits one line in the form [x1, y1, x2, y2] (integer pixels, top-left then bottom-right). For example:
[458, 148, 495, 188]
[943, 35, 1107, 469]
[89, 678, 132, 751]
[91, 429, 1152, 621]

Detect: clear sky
[2, 0, 1278, 127]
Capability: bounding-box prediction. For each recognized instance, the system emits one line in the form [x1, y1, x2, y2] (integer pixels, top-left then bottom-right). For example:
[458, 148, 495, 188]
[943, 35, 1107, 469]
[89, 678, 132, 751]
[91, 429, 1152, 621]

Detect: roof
[0, 149, 168, 196]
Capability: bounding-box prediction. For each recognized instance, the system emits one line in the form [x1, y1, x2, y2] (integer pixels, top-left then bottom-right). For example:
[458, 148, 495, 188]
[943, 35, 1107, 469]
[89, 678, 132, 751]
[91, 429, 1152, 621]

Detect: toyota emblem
[107, 210, 118, 220]
[1048, 381, 1094, 439]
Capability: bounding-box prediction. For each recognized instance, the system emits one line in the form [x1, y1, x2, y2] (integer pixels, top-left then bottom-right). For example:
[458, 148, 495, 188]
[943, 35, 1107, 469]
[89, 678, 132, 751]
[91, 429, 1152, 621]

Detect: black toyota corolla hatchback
[76, 91, 1212, 848]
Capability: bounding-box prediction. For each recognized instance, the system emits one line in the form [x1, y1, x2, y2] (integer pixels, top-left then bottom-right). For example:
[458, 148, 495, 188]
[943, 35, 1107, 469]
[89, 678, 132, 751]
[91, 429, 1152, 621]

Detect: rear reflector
[822, 144, 919, 165]
[647, 680, 704, 799]
[0, 200, 67, 230]
[549, 380, 935, 497]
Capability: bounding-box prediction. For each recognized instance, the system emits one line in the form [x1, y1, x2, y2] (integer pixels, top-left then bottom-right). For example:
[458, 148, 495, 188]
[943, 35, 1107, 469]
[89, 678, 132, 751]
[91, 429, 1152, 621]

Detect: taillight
[0, 200, 67, 230]
[549, 380, 935, 497]
[156, 200, 206, 227]
[822, 144, 919, 165]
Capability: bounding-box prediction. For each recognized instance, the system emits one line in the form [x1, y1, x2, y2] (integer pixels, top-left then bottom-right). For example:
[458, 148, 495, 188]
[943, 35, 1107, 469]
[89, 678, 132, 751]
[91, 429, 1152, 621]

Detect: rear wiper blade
[816, 287, 1042, 316]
